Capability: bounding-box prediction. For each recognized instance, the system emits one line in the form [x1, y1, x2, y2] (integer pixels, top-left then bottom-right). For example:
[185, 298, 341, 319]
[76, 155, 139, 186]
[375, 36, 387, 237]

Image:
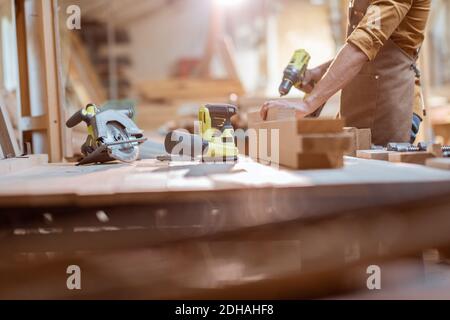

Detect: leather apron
[341, 0, 416, 146]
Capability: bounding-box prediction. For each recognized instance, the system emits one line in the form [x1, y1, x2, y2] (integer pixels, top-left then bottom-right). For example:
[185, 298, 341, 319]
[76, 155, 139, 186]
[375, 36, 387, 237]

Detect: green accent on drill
[289, 49, 311, 89]
[199, 105, 239, 158]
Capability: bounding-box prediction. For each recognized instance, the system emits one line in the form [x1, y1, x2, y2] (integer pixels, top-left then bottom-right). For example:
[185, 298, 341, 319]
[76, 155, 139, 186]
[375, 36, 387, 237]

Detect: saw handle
[66, 110, 90, 128]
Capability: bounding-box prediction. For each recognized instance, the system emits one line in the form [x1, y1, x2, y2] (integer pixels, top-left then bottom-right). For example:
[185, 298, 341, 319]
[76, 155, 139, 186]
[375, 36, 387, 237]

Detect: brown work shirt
[347, 0, 431, 61]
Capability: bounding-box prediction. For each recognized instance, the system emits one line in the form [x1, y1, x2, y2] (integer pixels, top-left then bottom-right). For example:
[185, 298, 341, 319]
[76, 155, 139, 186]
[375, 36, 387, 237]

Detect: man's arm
[299, 59, 334, 93]
[303, 43, 368, 114]
[261, 0, 415, 120]
[260, 43, 368, 120]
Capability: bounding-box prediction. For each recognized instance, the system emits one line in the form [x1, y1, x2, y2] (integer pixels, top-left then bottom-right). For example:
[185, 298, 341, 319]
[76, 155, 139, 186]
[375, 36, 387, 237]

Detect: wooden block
[297, 118, 345, 134]
[271, 150, 344, 170]
[247, 116, 346, 169]
[247, 112, 344, 134]
[266, 107, 296, 121]
[299, 133, 353, 154]
[248, 118, 298, 163]
[296, 152, 344, 170]
[344, 127, 372, 157]
[389, 152, 435, 165]
[357, 150, 392, 161]
[426, 158, 450, 170]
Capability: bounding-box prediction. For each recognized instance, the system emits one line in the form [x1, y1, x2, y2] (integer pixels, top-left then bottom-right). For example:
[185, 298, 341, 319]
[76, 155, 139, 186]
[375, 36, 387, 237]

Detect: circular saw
[66, 104, 147, 165]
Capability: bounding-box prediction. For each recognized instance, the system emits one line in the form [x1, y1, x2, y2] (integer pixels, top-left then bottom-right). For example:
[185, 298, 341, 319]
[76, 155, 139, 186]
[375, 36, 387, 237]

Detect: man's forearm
[304, 43, 368, 113]
[308, 59, 334, 84]
[317, 59, 333, 78]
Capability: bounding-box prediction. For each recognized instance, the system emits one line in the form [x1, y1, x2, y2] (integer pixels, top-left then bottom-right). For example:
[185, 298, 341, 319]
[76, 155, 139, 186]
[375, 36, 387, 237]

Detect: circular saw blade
[105, 122, 140, 162]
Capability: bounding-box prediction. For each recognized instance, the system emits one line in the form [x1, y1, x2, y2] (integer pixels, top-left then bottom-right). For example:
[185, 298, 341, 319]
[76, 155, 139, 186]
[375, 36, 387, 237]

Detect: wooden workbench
[1, 156, 450, 299]
[1, 156, 450, 206]
[0, 156, 450, 251]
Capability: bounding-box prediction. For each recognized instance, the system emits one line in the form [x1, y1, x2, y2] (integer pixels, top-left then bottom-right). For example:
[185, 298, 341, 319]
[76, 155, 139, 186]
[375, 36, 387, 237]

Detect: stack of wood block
[389, 152, 435, 165]
[344, 127, 372, 157]
[357, 143, 442, 165]
[357, 149, 435, 164]
[248, 108, 352, 169]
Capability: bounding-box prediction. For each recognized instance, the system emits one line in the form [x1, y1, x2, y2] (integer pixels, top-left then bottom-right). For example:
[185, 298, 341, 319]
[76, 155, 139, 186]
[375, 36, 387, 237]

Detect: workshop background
[1, 0, 450, 300]
[2, 0, 448, 160]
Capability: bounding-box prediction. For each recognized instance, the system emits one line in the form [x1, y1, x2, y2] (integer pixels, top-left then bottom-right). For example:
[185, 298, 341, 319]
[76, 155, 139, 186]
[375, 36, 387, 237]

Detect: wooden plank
[38, 0, 63, 162]
[299, 134, 352, 154]
[389, 152, 435, 165]
[426, 158, 450, 170]
[0, 105, 20, 158]
[1, 157, 450, 207]
[17, 0, 64, 162]
[297, 118, 345, 134]
[357, 149, 392, 161]
[20, 115, 47, 131]
[0, 154, 48, 175]
[52, 0, 72, 160]
[296, 152, 344, 170]
[15, 0, 30, 151]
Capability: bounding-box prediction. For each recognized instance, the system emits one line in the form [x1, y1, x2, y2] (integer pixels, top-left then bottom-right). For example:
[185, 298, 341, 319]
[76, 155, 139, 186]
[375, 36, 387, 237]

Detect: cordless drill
[279, 49, 324, 117]
[164, 104, 239, 162]
[279, 49, 311, 97]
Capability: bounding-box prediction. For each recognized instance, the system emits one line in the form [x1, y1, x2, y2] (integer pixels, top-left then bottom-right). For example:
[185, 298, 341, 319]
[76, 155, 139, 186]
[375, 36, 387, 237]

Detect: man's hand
[297, 60, 333, 94]
[298, 67, 324, 94]
[260, 100, 311, 121]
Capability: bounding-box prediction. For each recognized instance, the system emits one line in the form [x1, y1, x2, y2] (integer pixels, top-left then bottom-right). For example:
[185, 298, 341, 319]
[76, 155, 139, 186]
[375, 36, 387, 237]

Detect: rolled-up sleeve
[347, 0, 413, 61]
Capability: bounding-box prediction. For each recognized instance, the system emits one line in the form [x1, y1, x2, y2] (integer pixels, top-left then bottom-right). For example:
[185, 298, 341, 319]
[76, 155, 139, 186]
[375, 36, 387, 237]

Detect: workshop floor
[336, 250, 450, 299]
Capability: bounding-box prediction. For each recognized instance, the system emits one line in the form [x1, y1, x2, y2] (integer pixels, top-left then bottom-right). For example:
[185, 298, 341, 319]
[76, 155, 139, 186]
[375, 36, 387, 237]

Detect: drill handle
[66, 110, 90, 128]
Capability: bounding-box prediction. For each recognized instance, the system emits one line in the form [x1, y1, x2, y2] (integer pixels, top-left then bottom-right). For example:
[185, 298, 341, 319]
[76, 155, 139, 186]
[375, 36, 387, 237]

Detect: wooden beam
[197, 1, 222, 78]
[52, 0, 72, 159]
[0, 105, 20, 158]
[20, 115, 47, 131]
[15, 0, 30, 151]
[389, 152, 435, 165]
[16, 0, 64, 162]
[39, 0, 63, 162]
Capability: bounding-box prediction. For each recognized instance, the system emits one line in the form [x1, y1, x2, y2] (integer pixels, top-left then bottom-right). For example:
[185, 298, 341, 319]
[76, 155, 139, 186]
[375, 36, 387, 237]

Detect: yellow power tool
[279, 49, 311, 97]
[66, 103, 147, 165]
[164, 104, 239, 162]
[279, 49, 325, 117]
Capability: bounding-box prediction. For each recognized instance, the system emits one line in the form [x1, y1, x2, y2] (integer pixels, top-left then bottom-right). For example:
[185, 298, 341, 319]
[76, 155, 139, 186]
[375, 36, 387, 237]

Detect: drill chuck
[279, 79, 294, 97]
